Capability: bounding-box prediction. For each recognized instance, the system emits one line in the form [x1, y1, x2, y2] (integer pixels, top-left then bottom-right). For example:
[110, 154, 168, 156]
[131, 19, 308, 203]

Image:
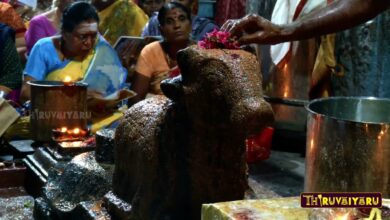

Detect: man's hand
[87, 89, 104, 100]
[221, 14, 284, 45]
[87, 90, 108, 114]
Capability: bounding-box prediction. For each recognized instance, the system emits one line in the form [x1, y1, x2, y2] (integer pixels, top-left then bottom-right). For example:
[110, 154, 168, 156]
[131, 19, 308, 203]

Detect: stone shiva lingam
[105, 45, 274, 219]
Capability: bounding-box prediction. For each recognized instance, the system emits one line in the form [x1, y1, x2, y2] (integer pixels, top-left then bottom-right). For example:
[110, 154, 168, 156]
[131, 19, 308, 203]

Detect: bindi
[170, 9, 180, 19]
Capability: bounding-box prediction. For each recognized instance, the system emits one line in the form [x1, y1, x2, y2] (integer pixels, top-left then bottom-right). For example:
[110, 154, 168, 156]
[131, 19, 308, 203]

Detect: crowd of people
[0, 0, 218, 106]
[0, 0, 220, 139]
[0, 0, 389, 139]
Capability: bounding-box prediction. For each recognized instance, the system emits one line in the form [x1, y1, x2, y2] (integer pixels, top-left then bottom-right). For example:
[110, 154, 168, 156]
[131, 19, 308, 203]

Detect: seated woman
[92, 0, 148, 45]
[0, 2, 27, 62]
[131, 2, 194, 103]
[25, 0, 74, 55]
[141, 0, 218, 41]
[0, 23, 23, 103]
[21, 2, 126, 100]
[20, 2, 128, 132]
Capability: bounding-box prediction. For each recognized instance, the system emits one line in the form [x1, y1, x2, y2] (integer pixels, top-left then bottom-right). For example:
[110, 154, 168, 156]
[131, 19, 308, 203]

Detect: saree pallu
[46, 36, 127, 97]
[5, 36, 128, 140]
[99, 0, 148, 45]
[0, 24, 23, 99]
[47, 36, 128, 131]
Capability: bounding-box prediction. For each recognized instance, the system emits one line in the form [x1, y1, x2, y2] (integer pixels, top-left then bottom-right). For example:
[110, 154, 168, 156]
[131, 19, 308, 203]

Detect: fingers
[221, 14, 281, 45]
[221, 14, 263, 38]
[87, 90, 104, 99]
[238, 32, 264, 45]
[220, 19, 237, 32]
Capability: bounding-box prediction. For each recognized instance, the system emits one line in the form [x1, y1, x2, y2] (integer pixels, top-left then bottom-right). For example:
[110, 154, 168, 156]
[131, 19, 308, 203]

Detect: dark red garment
[215, 0, 246, 26]
[168, 66, 181, 78]
[246, 127, 274, 163]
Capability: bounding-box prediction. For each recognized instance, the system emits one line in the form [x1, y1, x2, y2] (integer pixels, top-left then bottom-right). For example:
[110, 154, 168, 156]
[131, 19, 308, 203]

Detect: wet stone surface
[95, 129, 115, 164]
[34, 152, 114, 219]
[113, 46, 274, 220]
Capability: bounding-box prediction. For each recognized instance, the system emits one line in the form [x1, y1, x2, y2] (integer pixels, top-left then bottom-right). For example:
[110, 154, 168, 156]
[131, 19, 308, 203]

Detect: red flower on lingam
[198, 29, 240, 50]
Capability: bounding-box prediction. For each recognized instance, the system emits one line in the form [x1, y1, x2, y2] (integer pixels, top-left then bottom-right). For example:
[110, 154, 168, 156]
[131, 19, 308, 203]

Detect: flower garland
[198, 29, 240, 50]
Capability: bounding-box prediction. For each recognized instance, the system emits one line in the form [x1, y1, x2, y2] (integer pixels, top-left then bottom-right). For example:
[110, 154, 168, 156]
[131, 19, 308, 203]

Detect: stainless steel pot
[305, 97, 390, 196]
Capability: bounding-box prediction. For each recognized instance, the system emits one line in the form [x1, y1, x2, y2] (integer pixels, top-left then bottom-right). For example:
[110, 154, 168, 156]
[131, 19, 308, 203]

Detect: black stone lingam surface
[108, 46, 274, 220]
[95, 129, 115, 164]
[33, 152, 113, 219]
[20, 46, 278, 220]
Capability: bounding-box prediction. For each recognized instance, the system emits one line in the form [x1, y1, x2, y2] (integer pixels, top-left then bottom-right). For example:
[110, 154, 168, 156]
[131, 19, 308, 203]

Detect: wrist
[278, 23, 298, 43]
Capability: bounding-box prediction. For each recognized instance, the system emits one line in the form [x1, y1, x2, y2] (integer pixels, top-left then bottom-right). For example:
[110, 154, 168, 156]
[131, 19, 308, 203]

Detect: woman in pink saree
[25, 0, 74, 55]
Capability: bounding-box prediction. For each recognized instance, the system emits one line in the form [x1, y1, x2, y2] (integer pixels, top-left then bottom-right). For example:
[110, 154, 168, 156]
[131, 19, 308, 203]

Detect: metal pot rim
[305, 96, 390, 124]
[27, 80, 88, 87]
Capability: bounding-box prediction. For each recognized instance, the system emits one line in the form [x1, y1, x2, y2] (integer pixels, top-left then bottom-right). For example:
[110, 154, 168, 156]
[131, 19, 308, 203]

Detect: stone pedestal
[32, 152, 114, 219]
[103, 191, 132, 220]
[95, 129, 115, 164]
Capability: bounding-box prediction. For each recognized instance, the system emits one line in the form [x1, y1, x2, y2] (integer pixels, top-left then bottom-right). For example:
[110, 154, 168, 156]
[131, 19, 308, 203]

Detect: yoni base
[103, 191, 132, 219]
[55, 139, 95, 158]
[32, 152, 114, 219]
[34, 197, 111, 220]
[23, 147, 56, 197]
[23, 139, 96, 197]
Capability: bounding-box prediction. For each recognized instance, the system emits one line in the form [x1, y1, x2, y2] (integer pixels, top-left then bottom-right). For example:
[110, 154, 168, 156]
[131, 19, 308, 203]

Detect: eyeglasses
[72, 33, 98, 43]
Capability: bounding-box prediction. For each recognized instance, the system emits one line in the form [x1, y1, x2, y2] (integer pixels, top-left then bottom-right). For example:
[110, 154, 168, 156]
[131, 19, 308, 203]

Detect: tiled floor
[248, 150, 305, 199]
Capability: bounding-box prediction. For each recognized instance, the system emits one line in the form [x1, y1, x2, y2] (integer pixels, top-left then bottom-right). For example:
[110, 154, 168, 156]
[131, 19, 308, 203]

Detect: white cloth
[270, 0, 328, 65]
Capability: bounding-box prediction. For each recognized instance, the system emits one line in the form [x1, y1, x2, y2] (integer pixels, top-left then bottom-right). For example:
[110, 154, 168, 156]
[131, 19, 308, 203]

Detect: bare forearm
[129, 73, 150, 106]
[20, 76, 35, 103]
[280, 0, 390, 42]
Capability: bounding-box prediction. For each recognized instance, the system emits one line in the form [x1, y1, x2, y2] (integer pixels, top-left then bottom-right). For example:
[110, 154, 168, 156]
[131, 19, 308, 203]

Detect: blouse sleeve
[135, 47, 154, 78]
[24, 40, 48, 80]
[134, 41, 169, 78]
[25, 16, 50, 54]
